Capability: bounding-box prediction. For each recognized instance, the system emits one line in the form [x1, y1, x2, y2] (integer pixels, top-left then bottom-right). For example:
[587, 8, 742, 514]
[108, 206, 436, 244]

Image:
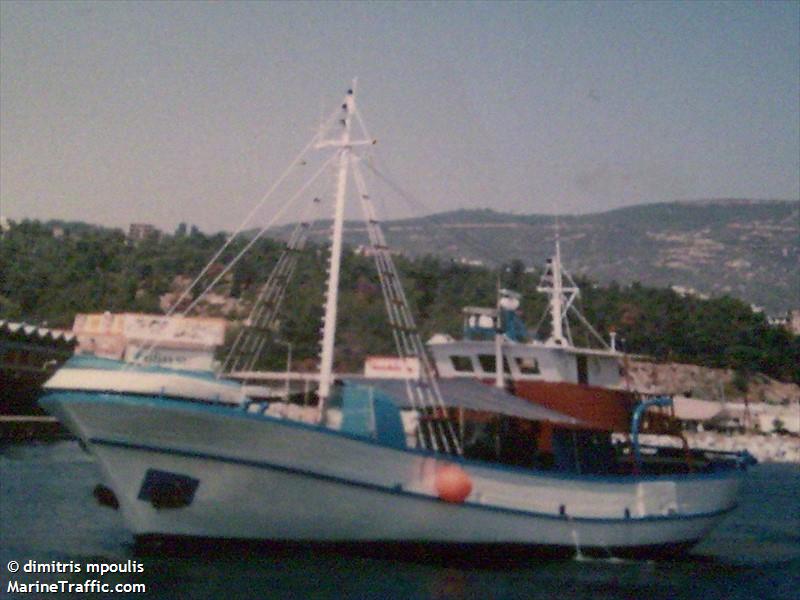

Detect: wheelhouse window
[478, 354, 495, 373]
[515, 356, 540, 375]
[478, 354, 511, 374]
[450, 355, 474, 372]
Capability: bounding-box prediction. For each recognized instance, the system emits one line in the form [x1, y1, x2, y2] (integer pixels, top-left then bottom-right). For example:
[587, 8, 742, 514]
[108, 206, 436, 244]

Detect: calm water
[1, 441, 798, 599]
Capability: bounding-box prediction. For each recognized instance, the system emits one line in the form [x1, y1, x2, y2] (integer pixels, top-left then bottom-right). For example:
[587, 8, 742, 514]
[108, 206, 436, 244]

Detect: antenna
[534, 218, 610, 350]
[555, 213, 561, 247]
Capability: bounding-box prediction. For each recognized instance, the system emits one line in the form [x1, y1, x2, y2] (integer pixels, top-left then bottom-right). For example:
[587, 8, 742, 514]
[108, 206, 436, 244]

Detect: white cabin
[428, 337, 626, 389]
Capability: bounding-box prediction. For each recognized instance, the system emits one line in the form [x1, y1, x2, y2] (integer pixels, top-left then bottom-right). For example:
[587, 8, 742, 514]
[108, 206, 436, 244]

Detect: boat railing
[615, 441, 755, 474]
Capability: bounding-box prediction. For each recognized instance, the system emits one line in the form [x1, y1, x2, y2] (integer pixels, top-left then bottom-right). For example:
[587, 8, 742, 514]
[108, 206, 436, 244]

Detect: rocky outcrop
[626, 359, 800, 405]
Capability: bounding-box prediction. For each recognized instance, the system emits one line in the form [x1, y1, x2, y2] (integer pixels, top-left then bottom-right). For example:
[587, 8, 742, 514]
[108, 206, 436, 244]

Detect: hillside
[2, 213, 798, 388]
[273, 199, 798, 314]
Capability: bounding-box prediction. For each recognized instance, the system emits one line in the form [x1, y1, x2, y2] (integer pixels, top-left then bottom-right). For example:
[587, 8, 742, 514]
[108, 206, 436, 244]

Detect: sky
[1, 1, 798, 233]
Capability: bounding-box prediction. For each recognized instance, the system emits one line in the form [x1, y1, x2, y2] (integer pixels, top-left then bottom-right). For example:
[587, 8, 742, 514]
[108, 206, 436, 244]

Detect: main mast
[317, 86, 354, 403]
[316, 83, 374, 403]
[311, 83, 460, 452]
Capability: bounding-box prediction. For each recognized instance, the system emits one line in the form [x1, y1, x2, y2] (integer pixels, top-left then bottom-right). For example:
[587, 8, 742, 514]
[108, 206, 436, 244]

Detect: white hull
[41, 391, 742, 555]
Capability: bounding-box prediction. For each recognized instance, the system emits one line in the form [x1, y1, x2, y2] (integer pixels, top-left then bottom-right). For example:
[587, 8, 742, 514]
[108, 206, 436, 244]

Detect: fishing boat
[427, 235, 646, 454]
[40, 85, 753, 558]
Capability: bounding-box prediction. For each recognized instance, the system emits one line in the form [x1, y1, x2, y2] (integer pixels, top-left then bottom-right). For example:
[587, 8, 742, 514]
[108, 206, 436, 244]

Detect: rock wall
[626, 359, 800, 405]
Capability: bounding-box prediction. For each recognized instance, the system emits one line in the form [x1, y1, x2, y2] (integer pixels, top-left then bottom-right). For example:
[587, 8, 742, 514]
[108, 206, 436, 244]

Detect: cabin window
[450, 355, 474, 372]
[477, 354, 510, 374]
[577, 355, 588, 385]
[515, 356, 540, 375]
[478, 354, 495, 373]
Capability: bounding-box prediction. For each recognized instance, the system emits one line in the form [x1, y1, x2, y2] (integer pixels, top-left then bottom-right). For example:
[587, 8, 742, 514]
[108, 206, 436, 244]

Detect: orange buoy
[435, 463, 472, 503]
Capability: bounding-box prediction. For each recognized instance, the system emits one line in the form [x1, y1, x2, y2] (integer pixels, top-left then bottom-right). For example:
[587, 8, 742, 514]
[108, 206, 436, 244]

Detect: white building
[73, 312, 226, 371]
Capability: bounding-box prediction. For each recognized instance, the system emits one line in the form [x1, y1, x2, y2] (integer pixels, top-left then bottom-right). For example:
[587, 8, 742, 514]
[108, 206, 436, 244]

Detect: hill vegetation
[2, 217, 798, 386]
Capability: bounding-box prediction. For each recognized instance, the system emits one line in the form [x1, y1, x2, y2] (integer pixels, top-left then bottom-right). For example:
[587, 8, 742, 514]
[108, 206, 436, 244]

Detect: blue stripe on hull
[42, 390, 749, 485]
[90, 437, 738, 525]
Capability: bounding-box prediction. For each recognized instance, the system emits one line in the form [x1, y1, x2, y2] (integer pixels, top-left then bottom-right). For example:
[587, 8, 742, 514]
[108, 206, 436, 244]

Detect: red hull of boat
[508, 380, 636, 432]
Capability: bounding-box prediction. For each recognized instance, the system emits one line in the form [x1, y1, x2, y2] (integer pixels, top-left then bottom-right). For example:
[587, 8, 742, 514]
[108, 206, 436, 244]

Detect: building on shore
[73, 312, 226, 370]
[790, 310, 800, 335]
[670, 394, 799, 435]
[127, 223, 160, 242]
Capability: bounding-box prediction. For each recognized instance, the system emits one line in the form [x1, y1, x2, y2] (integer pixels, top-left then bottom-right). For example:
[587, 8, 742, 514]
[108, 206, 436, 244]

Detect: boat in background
[429, 237, 636, 432]
[40, 85, 753, 558]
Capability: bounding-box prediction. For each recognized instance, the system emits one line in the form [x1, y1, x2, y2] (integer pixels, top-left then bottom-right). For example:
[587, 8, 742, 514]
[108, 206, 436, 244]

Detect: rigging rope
[221, 195, 324, 374]
[352, 157, 462, 455]
[361, 160, 507, 269]
[159, 105, 344, 323]
[131, 153, 337, 367]
[179, 155, 336, 318]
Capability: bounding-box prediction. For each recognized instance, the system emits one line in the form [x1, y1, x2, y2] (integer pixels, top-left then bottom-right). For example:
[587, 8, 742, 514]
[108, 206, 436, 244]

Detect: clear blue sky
[1, 1, 798, 232]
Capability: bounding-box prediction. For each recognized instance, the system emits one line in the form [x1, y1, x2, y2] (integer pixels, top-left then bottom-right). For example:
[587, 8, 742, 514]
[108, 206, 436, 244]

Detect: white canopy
[345, 377, 588, 426]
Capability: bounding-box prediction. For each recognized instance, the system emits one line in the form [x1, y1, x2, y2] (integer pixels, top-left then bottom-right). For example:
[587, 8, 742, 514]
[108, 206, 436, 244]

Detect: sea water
[1, 441, 798, 599]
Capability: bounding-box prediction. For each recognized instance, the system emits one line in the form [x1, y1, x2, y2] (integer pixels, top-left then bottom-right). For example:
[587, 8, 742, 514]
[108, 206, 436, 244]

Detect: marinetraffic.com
[5, 559, 146, 595]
